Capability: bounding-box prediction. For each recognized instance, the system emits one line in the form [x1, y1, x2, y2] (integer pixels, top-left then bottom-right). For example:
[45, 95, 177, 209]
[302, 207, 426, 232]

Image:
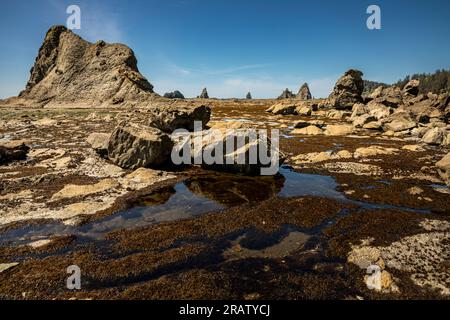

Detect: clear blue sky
[1, 0, 449, 99]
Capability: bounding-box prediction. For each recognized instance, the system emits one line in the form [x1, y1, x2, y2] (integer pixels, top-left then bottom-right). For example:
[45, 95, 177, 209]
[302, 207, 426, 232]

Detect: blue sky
[1, 0, 449, 99]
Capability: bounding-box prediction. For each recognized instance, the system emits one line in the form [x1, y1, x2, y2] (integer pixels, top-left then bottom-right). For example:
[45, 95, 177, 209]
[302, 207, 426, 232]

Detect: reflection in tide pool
[1, 166, 424, 247]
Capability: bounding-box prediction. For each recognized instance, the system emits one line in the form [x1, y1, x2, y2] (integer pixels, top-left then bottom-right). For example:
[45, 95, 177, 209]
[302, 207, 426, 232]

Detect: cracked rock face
[6, 25, 156, 108]
[107, 122, 174, 169]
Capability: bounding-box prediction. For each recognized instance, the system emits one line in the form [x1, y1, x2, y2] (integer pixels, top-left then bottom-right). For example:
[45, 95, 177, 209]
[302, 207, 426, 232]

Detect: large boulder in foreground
[327, 69, 364, 110]
[108, 122, 173, 169]
[148, 104, 211, 133]
[436, 153, 450, 186]
[3, 25, 156, 108]
[0, 140, 30, 165]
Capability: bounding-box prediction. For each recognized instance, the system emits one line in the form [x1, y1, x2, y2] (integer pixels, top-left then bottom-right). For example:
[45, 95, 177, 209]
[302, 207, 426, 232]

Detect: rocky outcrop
[199, 88, 209, 99]
[107, 122, 173, 169]
[327, 70, 364, 110]
[277, 88, 295, 99]
[163, 90, 185, 99]
[403, 79, 420, 97]
[148, 104, 211, 133]
[296, 83, 312, 100]
[6, 25, 157, 108]
[0, 140, 30, 165]
[246, 92, 252, 99]
[436, 153, 450, 186]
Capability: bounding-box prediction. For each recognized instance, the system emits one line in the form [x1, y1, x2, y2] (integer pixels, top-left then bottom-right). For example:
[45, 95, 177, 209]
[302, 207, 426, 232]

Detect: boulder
[383, 112, 417, 132]
[353, 114, 377, 128]
[86, 133, 110, 156]
[163, 90, 185, 99]
[277, 88, 295, 99]
[369, 86, 384, 99]
[296, 83, 312, 100]
[291, 125, 324, 135]
[363, 121, 382, 130]
[108, 122, 173, 169]
[367, 103, 392, 120]
[199, 88, 209, 99]
[421, 128, 447, 145]
[296, 105, 312, 116]
[436, 153, 450, 186]
[351, 103, 368, 118]
[148, 104, 211, 133]
[326, 110, 347, 120]
[403, 79, 420, 97]
[266, 103, 296, 115]
[0, 140, 30, 165]
[327, 69, 364, 110]
[184, 129, 285, 175]
[324, 124, 353, 136]
[370, 96, 402, 108]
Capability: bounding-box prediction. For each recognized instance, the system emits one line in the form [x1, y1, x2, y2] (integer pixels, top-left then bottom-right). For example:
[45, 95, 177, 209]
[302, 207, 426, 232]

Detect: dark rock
[148, 104, 211, 133]
[163, 90, 185, 99]
[0, 141, 30, 165]
[246, 92, 252, 99]
[199, 88, 209, 99]
[277, 88, 295, 99]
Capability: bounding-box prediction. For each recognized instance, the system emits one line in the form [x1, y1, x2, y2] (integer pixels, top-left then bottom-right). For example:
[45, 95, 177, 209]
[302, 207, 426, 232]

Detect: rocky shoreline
[0, 26, 449, 300]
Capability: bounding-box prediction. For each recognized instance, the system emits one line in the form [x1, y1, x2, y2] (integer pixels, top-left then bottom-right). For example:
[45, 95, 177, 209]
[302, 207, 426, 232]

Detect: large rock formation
[296, 83, 312, 100]
[163, 90, 185, 99]
[277, 88, 295, 99]
[3, 25, 157, 108]
[246, 92, 252, 99]
[327, 69, 364, 110]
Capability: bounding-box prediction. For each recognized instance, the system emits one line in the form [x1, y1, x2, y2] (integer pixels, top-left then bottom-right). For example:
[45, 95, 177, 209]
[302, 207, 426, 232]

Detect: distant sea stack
[277, 88, 295, 99]
[199, 88, 209, 99]
[3, 25, 157, 108]
[246, 92, 252, 99]
[296, 83, 312, 100]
